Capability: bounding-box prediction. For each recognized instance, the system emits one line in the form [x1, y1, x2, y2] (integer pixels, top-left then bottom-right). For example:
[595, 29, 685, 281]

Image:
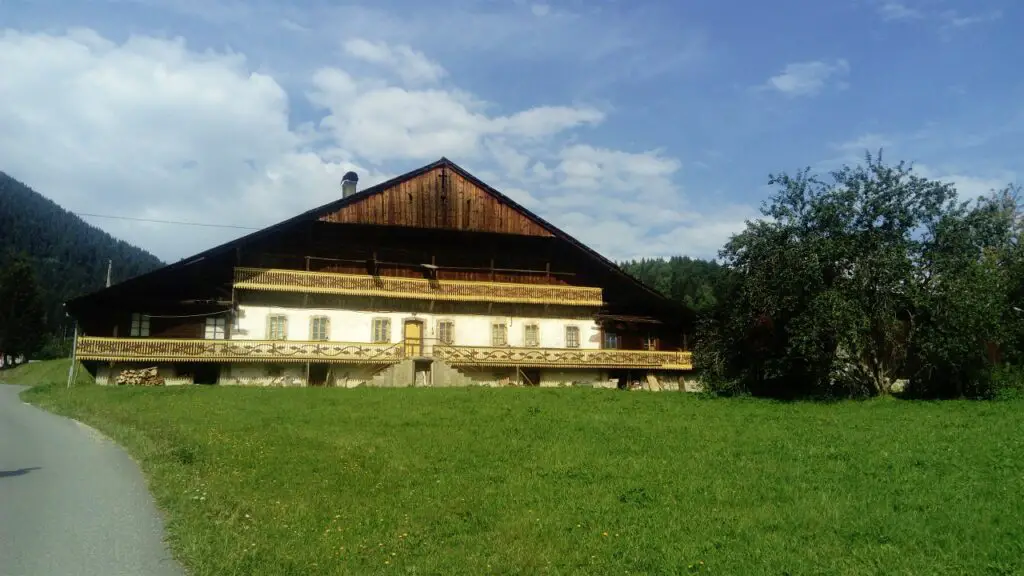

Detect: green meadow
[20, 380, 1024, 576]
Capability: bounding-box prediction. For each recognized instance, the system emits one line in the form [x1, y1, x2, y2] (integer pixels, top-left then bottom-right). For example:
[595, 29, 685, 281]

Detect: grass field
[0, 358, 93, 386]
[21, 384, 1024, 576]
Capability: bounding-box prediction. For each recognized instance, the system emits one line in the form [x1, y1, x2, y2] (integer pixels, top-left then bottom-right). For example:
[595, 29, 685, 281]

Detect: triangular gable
[319, 162, 554, 237]
[68, 158, 689, 322]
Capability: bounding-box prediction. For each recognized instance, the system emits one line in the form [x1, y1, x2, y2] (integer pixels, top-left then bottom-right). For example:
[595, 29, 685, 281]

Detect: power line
[75, 212, 260, 230]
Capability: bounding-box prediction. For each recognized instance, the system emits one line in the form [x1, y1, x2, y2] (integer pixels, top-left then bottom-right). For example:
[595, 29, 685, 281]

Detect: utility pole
[105, 259, 112, 288]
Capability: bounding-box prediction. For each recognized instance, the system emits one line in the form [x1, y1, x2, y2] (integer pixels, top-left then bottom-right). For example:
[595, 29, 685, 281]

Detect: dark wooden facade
[320, 165, 553, 237]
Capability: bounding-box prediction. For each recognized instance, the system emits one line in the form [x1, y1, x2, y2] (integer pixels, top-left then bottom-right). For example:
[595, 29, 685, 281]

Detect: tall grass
[23, 385, 1024, 575]
[1, 358, 93, 386]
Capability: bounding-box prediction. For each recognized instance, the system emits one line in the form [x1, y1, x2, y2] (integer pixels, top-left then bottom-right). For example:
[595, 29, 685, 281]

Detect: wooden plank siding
[319, 166, 553, 237]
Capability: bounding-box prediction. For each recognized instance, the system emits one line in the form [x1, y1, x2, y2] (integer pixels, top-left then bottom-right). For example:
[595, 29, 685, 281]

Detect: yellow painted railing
[75, 337, 403, 364]
[433, 345, 693, 370]
[233, 267, 604, 306]
[75, 338, 692, 370]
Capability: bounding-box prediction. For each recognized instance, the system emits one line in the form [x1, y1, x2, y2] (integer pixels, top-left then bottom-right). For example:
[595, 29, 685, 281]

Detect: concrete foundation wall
[218, 363, 305, 387]
[93, 361, 692, 391]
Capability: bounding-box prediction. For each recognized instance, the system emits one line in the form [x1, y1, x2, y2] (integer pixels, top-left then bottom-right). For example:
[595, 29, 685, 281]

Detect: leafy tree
[0, 253, 46, 360]
[907, 188, 1022, 397]
[702, 153, 1017, 398]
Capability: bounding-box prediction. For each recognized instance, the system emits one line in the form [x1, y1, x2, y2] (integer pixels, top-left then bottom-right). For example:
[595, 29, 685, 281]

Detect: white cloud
[308, 68, 603, 163]
[765, 59, 850, 97]
[280, 19, 309, 33]
[343, 38, 446, 85]
[872, 2, 1003, 33]
[830, 133, 896, 159]
[823, 133, 1017, 204]
[0, 28, 740, 262]
[531, 4, 551, 17]
[877, 2, 924, 21]
[940, 9, 1002, 29]
[913, 164, 1015, 199]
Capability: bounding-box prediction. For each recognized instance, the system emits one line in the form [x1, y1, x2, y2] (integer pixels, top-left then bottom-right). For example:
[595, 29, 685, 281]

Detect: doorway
[193, 363, 220, 385]
[403, 319, 424, 357]
[520, 368, 541, 387]
[308, 363, 330, 387]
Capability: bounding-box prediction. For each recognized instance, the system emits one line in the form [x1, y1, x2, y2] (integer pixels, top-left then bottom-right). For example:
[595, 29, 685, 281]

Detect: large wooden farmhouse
[67, 158, 694, 388]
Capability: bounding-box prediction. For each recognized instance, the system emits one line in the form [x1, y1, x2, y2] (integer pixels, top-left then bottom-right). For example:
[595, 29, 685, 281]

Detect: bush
[987, 364, 1024, 400]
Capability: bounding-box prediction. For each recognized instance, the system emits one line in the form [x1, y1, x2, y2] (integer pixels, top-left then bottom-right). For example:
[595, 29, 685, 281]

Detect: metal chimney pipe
[341, 171, 359, 198]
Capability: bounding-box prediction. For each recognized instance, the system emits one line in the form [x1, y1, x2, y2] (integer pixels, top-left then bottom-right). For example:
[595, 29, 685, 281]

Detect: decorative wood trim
[75, 336, 403, 364]
[233, 267, 604, 306]
[434, 345, 692, 370]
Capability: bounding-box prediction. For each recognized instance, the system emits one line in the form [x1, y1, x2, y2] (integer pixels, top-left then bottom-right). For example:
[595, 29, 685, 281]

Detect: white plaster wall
[234, 305, 602, 349]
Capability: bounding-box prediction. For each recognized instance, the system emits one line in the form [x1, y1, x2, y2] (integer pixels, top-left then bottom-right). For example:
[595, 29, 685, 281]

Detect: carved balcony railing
[75, 337, 404, 364]
[75, 338, 693, 370]
[433, 345, 693, 370]
[233, 267, 604, 307]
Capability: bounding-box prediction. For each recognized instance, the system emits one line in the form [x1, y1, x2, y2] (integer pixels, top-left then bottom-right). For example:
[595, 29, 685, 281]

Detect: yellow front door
[403, 320, 423, 357]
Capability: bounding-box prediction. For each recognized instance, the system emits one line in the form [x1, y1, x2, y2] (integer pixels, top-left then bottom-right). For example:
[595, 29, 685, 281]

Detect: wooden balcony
[75, 337, 403, 364]
[433, 345, 693, 371]
[233, 267, 604, 307]
[75, 338, 692, 370]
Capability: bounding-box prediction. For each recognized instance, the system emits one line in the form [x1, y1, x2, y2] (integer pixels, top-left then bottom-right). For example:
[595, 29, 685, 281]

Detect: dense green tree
[0, 254, 46, 359]
[620, 256, 727, 314]
[700, 153, 1018, 398]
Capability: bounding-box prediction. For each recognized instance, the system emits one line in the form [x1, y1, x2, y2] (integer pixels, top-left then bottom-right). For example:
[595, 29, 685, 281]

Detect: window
[565, 326, 580, 348]
[643, 336, 658, 351]
[524, 323, 540, 347]
[267, 315, 288, 340]
[205, 316, 227, 340]
[372, 318, 391, 343]
[130, 313, 150, 337]
[491, 322, 508, 346]
[603, 331, 620, 350]
[437, 320, 455, 345]
[310, 316, 330, 341]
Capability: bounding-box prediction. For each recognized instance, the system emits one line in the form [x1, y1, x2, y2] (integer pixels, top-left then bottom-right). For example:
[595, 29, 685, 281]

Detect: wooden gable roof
[67, 158, 691, 323]
[321, 163, 553, 237]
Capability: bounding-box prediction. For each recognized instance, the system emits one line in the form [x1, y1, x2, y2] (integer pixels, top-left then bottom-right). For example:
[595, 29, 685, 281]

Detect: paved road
[0, 385, 185, 576]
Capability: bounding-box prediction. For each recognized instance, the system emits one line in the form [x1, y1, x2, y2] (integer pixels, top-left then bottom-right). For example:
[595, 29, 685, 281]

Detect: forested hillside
[0, 171, 163, 339]
[619, 256, 726, 314]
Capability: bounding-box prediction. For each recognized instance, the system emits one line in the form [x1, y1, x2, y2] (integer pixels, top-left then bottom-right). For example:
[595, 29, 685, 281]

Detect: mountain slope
[0, 171, 164, 331]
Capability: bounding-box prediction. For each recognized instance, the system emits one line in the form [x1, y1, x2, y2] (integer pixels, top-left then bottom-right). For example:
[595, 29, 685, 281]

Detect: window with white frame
[267, 314, 288, 340]
[310, 316, 330, 341]
[437, 320, 455, 345]
[565, 325, 580, 348]
[372, 318, 391, 343]
[491, 322, 508, 346]
[643, 335, 658, 351]
[524, 323, 540, 347]
[204, 316, 227, 340]
[130, 313, 150, 337]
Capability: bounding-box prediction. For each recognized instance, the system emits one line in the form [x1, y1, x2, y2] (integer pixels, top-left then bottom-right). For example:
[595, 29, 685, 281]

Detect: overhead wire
[75, 212, 260, 230]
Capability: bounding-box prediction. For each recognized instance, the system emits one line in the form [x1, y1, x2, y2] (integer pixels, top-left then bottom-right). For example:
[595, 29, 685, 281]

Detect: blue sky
[1, 0, 1020, 262]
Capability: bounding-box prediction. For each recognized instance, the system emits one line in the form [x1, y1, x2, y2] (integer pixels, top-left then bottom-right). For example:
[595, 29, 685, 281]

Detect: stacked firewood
[115, 367, 165, 386]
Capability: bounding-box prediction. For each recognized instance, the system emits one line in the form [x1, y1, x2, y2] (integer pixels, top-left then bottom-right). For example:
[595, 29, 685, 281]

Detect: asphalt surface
[0, 385, 185, 576]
